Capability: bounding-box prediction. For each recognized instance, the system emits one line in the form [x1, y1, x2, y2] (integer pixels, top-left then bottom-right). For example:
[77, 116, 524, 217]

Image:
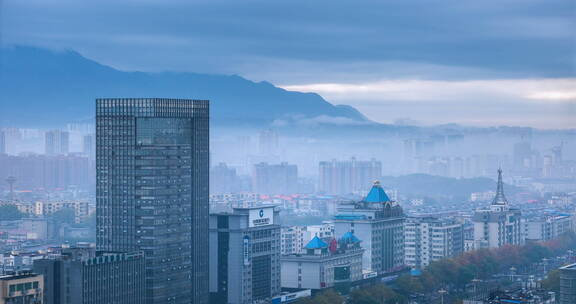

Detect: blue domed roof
[364, 181, 391, 203]
[305, 236, 328, 249]
[340, 231, 361, 243]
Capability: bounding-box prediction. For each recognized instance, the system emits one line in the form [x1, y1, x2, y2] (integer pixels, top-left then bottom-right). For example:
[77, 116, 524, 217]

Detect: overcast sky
[2, 0, 575, 128]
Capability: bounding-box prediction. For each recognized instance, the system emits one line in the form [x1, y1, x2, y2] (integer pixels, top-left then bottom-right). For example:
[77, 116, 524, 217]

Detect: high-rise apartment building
[45, 130, 69, 156]
[334, 181, 405, 275]
[258, 129, 279, 156]
[252, 162, 298, 195]
[83, 134, 95, 160]
[404, 217, 464, 269]
[473, 169, 523, 249]
[209, 206, 281, 304]
[318, 158, 382, 195]
[210, 162, 240, 194]
[0, 130, 5, 155]
[96, 98, 209, 304]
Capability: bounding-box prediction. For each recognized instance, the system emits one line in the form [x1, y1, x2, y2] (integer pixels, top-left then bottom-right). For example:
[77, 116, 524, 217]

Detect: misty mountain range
[0, 46, 371, 130]
[1, 46, 573, 141]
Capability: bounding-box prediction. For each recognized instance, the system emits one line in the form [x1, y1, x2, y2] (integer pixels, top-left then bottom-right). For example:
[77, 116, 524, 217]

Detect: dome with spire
[492, 168, 508, 205]
[339, 231, 361, 244]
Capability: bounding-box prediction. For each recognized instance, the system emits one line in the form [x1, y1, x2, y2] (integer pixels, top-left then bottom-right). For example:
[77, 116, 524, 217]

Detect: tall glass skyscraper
[96, 98, 209, 304]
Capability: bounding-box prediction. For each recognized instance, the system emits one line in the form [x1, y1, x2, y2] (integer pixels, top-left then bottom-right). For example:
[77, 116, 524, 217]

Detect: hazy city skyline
[1, 2, 576, 304]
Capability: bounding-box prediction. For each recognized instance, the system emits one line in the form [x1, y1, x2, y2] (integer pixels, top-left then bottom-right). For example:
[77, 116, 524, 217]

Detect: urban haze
[0, 1, 575, 304]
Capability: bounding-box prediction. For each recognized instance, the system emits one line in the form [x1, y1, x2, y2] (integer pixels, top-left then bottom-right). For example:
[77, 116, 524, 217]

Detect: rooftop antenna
[6, 176, 16, 201]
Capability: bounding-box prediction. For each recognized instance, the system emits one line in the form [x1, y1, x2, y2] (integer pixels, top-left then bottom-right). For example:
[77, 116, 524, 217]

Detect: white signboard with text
[248, 207, 274, 227]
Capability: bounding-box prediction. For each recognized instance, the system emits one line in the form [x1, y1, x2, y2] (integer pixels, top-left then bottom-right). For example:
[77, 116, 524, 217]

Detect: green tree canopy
[51, 207, 76, 225]
[295, 289, 344, 304]
[0, 204, 25, 221]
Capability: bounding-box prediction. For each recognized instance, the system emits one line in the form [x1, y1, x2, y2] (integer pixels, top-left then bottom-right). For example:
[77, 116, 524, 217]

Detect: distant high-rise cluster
[252, 162, 298, 195]
[0, 154, 94, 192]
[318, 158, 382, 195]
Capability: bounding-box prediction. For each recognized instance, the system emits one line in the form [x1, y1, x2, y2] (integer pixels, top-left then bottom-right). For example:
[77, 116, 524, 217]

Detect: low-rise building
[0, 272, 44, 304]
[281, 223, 334, 255]
[525, 214, 573, 242]
[33, 247, 145, 304]
[281, 232, 363, 290]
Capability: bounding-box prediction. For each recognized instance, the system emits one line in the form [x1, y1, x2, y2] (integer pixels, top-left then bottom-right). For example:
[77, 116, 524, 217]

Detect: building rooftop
[492, 169, 509, 205]
[0, 272, 40, 281]
[364, 181, 391, 203]
[304, 236, 328, 249]
[560, 263, 576, 270]
[339, 231, 361, 244]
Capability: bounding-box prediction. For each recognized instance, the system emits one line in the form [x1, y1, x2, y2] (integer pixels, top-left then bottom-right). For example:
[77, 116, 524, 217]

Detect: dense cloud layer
[2, 0, 575, 127]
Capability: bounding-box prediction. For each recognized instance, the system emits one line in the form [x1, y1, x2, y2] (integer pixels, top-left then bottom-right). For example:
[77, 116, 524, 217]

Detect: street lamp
[438, 289, 447, 304]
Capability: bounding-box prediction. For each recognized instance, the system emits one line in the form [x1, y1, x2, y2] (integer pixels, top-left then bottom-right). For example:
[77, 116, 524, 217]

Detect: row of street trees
[298, 232, 576, 303]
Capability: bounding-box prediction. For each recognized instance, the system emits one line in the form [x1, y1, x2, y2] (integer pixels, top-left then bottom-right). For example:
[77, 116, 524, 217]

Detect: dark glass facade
[34, 250, 146, 304]
[96, 98, 209, 304]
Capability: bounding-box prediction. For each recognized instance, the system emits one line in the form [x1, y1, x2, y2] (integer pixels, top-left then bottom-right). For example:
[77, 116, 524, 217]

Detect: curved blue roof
[364, 181, 390, 203]
[340, 231, 361, 243]
[305, 236, 328, 249]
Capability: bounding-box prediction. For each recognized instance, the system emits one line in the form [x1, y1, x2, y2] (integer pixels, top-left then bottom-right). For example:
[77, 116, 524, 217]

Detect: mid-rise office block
[96, 98, 209, 304]
[334, 181, 405, 275]
[281, 224, 334, 255]
[559, 263, 576, 304]
[209, 206, 281, 304]
[0, 272, 44, 304]
[281, 226, 305, 255]
[473, 169, 523, 249]
[404, 217, 464, 268]
[525, 214, 573, 241]
[33, 247, 145, 304]
[281, 233, 363, 290]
